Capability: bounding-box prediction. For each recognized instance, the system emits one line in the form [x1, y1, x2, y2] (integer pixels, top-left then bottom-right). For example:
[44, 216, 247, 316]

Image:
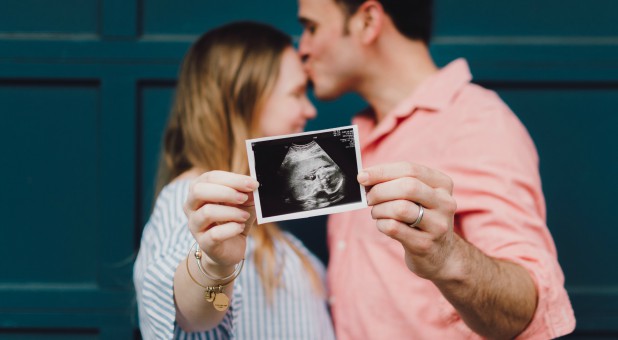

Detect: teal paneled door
[0, 0, 616, 338]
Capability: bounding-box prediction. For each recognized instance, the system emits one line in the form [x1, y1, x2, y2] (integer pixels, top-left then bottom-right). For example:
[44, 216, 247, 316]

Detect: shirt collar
[355, 58, 473, 149]
[392, 58, 472, 118]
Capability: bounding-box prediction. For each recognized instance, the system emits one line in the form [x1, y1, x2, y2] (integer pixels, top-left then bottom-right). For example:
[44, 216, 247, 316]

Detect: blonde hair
[156, 22, 322, 300]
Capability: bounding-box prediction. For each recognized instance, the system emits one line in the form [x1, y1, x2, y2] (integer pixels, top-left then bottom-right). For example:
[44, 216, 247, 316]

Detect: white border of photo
[246, 125, 367, 224]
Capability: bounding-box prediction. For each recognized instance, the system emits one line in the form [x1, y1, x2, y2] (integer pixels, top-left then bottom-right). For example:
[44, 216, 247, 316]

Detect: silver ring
[410, 204, 424, 228]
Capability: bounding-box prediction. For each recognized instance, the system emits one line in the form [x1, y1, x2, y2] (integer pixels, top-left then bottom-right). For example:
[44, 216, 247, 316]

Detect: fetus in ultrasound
[278, 141, 345, 210]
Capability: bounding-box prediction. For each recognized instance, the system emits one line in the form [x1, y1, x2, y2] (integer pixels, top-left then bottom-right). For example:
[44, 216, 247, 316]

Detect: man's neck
[357, 40, 438, 123]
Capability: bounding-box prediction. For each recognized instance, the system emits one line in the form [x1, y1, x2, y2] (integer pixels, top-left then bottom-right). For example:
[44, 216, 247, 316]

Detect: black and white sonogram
[246, 125, 367, 224]
[279, 140, 345, 210]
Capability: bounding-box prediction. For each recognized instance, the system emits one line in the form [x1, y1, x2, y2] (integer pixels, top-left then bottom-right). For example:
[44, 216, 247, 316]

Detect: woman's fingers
[198, 222, 246, 244]
[189, 204, 251, 233]
[185, 172, 259, 212]
[195, 222, 250, 267]
[183, 170, 260, 266]
[195, 171, 259, 192]
[187, 182, 248, 210]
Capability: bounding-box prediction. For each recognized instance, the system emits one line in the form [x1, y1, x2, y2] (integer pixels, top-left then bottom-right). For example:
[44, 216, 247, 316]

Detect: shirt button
[337, 240, 346, 250]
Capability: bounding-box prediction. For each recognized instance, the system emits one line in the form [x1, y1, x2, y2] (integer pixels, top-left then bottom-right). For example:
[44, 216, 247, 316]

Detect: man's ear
[350, 1, 384, 45]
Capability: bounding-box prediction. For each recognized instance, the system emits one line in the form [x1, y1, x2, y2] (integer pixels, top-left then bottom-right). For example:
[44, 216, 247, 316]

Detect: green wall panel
[435, 0, 618, 37]
[140, 0, 300, 36]
[138, 82, 175, 229]
[0, 0, 99, 35]
[0, 81, 99, 284]
[0, 331, 98, 340]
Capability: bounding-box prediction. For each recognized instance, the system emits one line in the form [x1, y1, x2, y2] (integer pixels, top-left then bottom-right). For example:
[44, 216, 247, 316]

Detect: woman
[134, 22, 334, 339]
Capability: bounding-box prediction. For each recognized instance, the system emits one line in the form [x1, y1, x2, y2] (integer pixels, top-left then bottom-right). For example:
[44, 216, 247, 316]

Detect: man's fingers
[358, 162, 453, 192]
[375, 218, 435, 256]
[371, 201, 451, 237]
[365, 177, 450, 209]
[371, 200, 425, 225]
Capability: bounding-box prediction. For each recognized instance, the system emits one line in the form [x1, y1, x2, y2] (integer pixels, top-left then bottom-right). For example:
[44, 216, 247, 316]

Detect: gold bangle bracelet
[193, 241, 244, 283]
[184, 246, 239, 311]
[185, 243, 243, 289]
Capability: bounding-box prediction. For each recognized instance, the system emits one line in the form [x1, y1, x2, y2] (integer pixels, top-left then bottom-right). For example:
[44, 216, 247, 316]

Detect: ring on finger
[410, 204, 424, 228]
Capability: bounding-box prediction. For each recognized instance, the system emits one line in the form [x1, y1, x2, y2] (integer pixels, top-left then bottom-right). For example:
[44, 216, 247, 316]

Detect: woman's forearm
[173, 256, 235, 332]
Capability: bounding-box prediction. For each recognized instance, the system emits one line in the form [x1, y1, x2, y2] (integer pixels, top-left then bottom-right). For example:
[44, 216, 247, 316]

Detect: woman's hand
[183, 171, 260, 275]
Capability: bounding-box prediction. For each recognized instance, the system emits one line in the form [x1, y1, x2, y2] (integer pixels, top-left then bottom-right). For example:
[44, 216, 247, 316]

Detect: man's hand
[358, 162, 459, 281]
[358, 162, 537, 339]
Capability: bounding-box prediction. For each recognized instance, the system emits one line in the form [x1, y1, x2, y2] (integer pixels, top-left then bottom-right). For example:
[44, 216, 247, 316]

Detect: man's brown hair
[334, 0, 433, 44]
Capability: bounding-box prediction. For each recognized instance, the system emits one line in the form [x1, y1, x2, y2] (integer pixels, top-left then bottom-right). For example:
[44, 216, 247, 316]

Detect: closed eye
[299, 18, 317, 35]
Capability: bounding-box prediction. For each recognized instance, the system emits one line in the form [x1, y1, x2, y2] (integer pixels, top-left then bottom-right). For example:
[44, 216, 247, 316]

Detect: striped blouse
[134, 179, 335, 340]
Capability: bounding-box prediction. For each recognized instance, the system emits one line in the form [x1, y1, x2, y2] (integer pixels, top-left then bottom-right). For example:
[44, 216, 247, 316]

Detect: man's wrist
[432, 234, 473, 286]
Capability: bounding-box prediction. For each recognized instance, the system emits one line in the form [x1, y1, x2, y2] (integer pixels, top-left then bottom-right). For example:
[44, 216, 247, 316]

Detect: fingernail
[237, 193, 248, 203]
[242, 211, 251, 219]
[358, 171, 368, 184]
[247, 179, 259, 190]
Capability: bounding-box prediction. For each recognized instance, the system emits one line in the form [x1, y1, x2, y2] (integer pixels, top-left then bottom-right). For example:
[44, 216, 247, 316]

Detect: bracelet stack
[185, 241, 244, 312]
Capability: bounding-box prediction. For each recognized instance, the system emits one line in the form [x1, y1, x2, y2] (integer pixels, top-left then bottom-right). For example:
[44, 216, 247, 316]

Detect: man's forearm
[433, 235, 538, 339]
[358, 163, 539, 338]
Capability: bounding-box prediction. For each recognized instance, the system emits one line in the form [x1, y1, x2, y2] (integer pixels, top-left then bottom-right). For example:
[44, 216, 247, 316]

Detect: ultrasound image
[250, 127, 363, 219]
[278, 141, 346, 210]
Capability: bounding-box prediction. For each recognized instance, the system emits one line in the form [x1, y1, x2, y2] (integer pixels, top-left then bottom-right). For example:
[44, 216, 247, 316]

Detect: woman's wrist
[192, 242, 242, 281]
[199, 253, 236, 278]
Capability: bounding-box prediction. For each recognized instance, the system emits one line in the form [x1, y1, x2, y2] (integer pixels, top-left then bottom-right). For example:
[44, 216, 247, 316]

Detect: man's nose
[298, 33, 310, 63]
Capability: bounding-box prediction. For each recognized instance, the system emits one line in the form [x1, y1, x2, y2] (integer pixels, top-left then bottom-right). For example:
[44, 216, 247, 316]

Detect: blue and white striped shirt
[134, 179, 335, 340]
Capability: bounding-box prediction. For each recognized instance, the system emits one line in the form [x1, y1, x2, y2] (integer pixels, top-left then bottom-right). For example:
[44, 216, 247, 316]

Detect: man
[298, 0, 575, 339]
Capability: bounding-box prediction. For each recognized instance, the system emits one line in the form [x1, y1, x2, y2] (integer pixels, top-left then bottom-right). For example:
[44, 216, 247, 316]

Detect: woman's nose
[303, 99, 317, 119]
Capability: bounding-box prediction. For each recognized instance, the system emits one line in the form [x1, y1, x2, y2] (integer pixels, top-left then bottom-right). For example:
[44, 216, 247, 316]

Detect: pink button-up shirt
[327, 59, 575, 339]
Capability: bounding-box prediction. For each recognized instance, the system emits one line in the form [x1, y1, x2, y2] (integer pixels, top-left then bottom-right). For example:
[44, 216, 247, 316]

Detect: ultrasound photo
[246, 126, 367, 224]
